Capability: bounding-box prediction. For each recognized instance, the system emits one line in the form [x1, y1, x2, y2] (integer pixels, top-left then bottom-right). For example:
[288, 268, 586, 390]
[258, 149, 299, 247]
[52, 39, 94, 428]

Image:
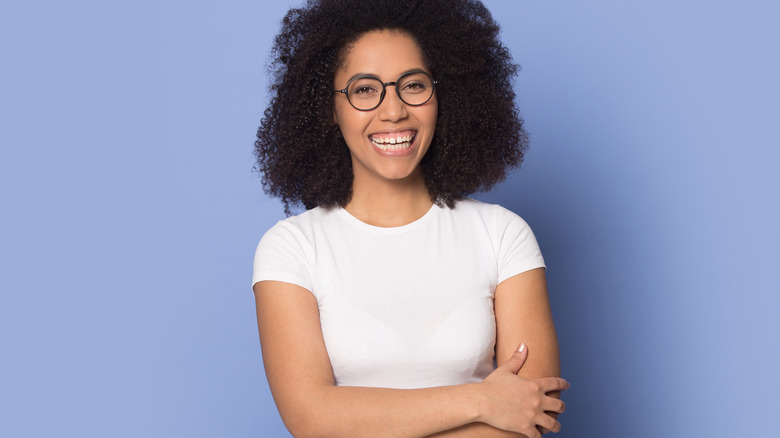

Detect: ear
[332, 108, 339, 125]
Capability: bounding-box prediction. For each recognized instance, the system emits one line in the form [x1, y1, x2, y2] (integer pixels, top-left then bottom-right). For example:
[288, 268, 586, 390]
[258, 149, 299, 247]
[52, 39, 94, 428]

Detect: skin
[255, 30, 568, 437]
[333, 30, 438, 227]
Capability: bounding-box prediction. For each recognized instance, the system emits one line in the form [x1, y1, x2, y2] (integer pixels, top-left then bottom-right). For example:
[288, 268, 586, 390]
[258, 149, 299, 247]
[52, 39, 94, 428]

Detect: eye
[398, 72, 433, 95]
[401, 81, 427, 93]
[352, 85, 379, 95]
[348, 78, 383, 98]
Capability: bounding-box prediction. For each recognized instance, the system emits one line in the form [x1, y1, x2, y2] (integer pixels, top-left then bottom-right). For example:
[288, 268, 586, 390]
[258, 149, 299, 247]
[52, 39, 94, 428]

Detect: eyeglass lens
[347, 72, 434, 110]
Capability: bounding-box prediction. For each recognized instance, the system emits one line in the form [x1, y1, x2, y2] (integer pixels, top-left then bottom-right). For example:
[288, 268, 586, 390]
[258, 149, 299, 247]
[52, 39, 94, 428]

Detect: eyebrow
[344, 68, 429, 84]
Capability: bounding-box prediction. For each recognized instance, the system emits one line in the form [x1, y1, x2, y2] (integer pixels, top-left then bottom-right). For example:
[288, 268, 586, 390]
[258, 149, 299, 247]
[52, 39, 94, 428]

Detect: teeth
[373, 141, 411, 151]
[371, 134, 414, 144]
[370, 133, 415, 151]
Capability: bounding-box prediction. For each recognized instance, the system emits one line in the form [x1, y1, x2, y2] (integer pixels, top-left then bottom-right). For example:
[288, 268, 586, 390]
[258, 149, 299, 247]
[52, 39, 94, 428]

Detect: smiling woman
[332, 31, 438, 202]
[252, 0, 568, 436]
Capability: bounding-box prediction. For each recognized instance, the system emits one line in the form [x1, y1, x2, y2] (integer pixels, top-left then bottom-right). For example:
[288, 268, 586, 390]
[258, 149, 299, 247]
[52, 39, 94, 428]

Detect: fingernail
[517, 343, 525, 353]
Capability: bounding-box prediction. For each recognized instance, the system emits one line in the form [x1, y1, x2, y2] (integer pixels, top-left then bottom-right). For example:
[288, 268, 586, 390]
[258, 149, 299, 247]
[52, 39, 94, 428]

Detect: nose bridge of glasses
[377, 81, 407, 117]
[383, 81, 404, 102]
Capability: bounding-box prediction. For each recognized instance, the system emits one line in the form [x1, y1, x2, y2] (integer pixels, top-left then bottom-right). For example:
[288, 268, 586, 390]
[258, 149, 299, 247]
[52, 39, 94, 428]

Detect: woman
[253, 1, 569, 436]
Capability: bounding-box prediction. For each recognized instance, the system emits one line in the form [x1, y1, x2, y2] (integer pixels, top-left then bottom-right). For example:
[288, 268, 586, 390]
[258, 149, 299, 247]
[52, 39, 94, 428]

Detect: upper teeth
[371, 134, 413, 144]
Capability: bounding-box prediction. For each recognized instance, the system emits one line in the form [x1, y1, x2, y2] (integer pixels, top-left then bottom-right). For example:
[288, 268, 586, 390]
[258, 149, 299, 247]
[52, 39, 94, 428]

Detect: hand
[477, 343, 569, 437]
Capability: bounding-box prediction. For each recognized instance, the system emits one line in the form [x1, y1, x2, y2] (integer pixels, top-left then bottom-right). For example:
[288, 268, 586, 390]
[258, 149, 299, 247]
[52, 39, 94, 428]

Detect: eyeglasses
[333, 70, 438, 111]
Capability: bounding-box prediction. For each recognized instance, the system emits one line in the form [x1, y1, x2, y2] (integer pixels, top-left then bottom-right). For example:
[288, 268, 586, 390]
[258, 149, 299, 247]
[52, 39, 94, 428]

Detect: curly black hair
[255, 0, 528, 213]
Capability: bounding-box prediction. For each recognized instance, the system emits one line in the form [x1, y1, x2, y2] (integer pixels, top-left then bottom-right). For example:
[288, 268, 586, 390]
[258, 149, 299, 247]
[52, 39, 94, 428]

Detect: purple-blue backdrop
[3, 0, 778, 436]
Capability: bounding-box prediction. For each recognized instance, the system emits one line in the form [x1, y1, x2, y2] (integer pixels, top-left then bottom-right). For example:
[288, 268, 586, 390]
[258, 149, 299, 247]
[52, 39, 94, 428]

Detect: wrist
[464, 382, 488, 424]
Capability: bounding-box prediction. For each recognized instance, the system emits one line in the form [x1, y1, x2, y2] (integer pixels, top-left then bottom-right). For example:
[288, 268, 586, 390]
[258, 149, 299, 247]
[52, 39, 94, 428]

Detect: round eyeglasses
[333, 70, 438, 111]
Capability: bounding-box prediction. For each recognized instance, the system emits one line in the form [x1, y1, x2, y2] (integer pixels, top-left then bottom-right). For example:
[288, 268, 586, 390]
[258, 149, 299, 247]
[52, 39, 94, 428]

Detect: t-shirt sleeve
[252, 220, 312, 292]
[496, 206, 546, 284]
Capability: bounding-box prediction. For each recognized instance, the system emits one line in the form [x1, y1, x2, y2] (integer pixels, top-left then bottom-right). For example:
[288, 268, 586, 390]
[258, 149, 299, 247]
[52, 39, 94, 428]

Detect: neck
[344, 170, 433, 228]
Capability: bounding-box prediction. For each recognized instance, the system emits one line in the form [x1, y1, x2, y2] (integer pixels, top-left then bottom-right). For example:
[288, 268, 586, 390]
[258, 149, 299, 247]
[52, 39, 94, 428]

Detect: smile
[369, 131, 417, 151]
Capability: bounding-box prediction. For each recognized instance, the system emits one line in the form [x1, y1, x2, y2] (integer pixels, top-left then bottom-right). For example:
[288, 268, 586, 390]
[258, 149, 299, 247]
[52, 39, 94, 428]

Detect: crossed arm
[253, 267, 567, 438]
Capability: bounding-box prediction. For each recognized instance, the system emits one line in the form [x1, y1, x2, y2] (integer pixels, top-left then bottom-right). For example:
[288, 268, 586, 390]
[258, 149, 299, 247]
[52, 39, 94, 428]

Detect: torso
[253, 199, 545, 389]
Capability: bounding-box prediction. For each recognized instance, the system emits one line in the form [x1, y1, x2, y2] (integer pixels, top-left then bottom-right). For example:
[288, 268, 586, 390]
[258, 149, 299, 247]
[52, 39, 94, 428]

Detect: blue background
[3, 0, 778, 436]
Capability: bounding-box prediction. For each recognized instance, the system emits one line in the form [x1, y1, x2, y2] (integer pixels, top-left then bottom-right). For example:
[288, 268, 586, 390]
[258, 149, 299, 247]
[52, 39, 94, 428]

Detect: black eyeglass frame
[333, 70, 438, 111]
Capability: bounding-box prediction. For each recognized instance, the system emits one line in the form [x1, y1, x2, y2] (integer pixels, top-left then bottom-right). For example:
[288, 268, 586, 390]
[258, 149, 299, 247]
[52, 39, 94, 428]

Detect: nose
[377, 85, 408, 122]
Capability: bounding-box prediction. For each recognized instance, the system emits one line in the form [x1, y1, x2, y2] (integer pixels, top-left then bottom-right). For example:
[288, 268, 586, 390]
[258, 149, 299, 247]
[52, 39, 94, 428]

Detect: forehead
[336, 30, 427, 81]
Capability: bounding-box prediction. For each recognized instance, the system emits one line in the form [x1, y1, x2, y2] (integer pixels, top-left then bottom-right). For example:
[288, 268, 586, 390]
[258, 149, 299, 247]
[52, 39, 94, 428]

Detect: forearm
[256, 280, 566, 437]
[426, 422, 526, 437]
[281, 382, 485, 438]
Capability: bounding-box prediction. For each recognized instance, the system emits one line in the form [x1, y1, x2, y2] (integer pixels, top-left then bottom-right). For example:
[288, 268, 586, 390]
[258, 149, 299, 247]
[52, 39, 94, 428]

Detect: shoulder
[260, 206, 337, 241]
[445, 198, 497, 219]
[255, 205, 350, 260]
[253, 207, 340, 290]
[446, 198, 531, 230]
[255, 207, 327, 262]
[279, 205, 331, 228]
[450, 198, 542, 257]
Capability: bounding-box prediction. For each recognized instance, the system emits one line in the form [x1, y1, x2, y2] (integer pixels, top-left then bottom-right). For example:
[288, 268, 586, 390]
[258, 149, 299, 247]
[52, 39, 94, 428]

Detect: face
[333, 30, 438, 186]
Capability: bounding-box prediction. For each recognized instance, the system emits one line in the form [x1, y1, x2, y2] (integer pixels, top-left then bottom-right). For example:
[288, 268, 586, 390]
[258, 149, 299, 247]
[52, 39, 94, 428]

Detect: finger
[536, 413, 561, 434]
[538, 377, 569, 392]
[542, 397, 566, 414]
[522, 426, 542, 438]
[500, 342, 528, 375]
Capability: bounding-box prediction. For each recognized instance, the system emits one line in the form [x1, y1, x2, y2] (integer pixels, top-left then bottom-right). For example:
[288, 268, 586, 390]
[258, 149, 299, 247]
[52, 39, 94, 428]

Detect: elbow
[280, 406, 334, 438]
[281, 414, 318, 438]
[276, 387, 340, 438]
[285, 423, 338, 438]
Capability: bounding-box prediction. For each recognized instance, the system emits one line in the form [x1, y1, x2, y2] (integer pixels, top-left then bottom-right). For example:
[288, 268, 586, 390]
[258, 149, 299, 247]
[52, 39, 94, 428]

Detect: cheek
[334, 112, 374, 152]
[335, 108, 371, 135]
[426, 97, 439, 125]
[333, 101, 346, 125]
[424, 104, 439, 133]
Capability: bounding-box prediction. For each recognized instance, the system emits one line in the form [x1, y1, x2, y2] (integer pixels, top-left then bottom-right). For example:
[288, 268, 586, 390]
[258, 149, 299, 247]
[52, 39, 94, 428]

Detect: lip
[368, 128, 417, 139]
[368, 129, 418, 157]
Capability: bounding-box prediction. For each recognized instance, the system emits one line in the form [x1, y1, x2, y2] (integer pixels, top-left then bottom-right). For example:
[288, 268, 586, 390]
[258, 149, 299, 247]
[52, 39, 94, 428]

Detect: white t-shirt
[253, 198, 545, 389]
